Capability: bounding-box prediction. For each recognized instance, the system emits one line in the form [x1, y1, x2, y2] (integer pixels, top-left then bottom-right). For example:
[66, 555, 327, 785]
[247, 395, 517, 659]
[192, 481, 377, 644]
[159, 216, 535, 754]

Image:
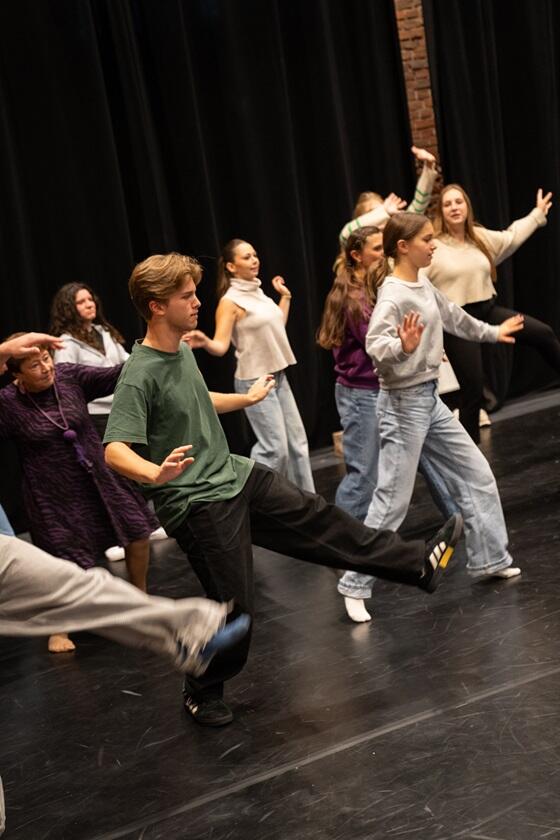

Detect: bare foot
[48, 633, 76, 653]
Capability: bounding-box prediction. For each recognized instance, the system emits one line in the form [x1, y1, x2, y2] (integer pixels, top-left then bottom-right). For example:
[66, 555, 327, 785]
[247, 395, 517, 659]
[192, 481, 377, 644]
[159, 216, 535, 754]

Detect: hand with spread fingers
[536, 188, 553, 216]
[246, 374, 276, 405]
[498, 313, 525, 344]
[153, 445, 195, 485]
[397, 311, 425, 354]
[383, 192, 407, 215]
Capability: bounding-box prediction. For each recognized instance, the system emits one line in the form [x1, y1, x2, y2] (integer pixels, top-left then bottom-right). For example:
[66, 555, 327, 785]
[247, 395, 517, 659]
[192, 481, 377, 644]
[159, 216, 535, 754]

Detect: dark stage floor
[3, 400, 560, 839]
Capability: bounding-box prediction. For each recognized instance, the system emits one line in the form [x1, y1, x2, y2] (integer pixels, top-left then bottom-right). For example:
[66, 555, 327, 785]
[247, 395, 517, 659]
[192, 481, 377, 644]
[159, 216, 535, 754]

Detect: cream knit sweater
[424, 207, 547, 306]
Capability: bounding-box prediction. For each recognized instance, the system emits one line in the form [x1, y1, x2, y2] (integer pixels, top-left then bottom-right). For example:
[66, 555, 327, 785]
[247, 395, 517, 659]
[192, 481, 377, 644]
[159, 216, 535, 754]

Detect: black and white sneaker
[420, 513, 463, 593]
[184, 694, 234, 727]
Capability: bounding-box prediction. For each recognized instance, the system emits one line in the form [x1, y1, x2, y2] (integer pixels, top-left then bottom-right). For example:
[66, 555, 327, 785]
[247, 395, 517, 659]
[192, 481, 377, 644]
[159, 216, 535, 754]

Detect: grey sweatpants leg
[0, 536, 229, 837]
[0, 536, 227, 671]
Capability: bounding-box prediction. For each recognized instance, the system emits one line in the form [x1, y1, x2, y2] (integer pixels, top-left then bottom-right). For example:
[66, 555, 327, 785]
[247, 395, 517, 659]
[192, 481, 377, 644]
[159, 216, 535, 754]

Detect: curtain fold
[0, 0, 413, 529]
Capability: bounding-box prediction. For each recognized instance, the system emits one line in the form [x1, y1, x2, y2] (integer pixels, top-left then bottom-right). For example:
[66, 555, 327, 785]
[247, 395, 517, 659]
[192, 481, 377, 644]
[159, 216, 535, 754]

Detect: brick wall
[393, 0, 442, 191]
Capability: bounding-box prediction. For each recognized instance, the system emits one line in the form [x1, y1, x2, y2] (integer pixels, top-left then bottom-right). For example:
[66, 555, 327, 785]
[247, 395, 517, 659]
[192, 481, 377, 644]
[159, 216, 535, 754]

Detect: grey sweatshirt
[366, 275, 500, 390]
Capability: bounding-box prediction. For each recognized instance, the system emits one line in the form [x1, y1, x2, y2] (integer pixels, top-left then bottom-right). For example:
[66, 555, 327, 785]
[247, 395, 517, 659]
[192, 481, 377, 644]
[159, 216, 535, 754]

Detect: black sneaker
[420, 513, 463, 593]
[184, 694, 234, 727]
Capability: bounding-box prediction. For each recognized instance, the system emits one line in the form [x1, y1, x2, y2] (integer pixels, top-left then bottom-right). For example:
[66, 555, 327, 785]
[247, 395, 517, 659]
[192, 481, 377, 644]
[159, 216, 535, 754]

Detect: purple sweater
[333, 309, 380, 391]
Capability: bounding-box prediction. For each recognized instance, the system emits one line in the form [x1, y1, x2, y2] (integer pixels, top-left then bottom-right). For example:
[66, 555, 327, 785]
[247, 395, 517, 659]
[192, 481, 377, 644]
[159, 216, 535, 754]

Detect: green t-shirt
[104, 341, 253, 532]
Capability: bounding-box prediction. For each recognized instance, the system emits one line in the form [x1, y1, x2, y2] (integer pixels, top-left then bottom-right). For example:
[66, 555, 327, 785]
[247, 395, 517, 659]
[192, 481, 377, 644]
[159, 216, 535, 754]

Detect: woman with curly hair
[50, 284, 166, 555]
[50, 283, 129, 438]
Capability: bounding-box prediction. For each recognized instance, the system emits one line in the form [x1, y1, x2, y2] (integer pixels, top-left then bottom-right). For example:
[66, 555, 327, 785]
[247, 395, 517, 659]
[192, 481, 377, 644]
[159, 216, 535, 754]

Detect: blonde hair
[353, 191, 383, 219]
[433, 184, 497, 280]
[129, 253, 202, 321]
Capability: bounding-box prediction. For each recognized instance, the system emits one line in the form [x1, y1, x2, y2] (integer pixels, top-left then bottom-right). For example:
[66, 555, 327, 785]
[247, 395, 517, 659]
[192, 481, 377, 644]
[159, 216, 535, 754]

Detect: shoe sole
[184, 704, 234, 727]
[424, 513, 463, 593]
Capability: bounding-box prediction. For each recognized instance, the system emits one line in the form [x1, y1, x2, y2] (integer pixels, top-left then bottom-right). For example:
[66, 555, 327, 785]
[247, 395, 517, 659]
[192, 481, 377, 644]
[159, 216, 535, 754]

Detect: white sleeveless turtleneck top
[223, 278, 296, 379]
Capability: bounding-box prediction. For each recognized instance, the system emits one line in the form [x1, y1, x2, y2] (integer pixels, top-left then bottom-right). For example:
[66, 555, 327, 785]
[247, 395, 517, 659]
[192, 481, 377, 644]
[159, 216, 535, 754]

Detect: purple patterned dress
[0, 364, 158, 568]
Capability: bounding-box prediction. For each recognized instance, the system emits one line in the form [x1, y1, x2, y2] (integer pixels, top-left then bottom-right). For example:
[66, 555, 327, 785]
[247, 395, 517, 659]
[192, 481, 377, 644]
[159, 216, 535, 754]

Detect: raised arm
[209, 375, 275, 414]
[271, 276, 292, 323]
[339, 195, 405, 246]
[407, 147, 438, 215]
[480, 188, 552, 266]
[183, 297, 240, 356]
[0, 332, 64, 373]
[433, 287, 523, 344]
[69, 363, 124, 402]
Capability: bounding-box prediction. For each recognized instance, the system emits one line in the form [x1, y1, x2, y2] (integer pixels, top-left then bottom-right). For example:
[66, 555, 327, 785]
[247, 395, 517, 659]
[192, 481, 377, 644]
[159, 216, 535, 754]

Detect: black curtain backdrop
[0, 0, 415, 528]
[423, 0, 560, 405]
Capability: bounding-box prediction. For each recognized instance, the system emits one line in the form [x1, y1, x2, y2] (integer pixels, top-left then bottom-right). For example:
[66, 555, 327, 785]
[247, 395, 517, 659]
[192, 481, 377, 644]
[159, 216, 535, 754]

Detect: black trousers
[444, 299, 560, 443]
[171, 464, 426, 698]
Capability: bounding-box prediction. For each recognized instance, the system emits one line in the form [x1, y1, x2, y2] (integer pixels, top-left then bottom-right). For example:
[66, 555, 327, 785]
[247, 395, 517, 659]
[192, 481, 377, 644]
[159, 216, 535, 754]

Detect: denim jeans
[338, 381, 512, 599]
[235, 369, 315, 492]
[0, 505, 14, 537]
[334, 383, 379, 522]
[335, 383, 457, 524]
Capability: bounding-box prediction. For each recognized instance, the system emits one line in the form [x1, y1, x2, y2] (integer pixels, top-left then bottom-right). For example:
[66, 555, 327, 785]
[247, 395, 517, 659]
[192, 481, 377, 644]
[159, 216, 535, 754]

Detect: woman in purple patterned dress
[0, 342, 158, 652]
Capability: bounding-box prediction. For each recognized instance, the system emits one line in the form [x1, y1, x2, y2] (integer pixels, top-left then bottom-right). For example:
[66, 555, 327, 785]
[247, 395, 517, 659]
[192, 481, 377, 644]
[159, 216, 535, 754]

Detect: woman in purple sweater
[0, 339, 157, 652]
[318, 228, 457, 622]
[318, 228, 384, 526]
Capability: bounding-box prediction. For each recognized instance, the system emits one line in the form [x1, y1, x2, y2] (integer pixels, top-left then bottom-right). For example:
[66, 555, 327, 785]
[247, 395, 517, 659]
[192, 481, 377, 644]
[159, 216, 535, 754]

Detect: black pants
[171, 464, 426, 699]
[444, 299, 560, 443]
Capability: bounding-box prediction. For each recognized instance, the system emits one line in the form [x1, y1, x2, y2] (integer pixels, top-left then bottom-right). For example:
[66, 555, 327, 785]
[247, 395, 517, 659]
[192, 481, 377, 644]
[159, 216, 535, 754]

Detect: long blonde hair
[317, 227, 382, 350]
[433, 184, 497, 280]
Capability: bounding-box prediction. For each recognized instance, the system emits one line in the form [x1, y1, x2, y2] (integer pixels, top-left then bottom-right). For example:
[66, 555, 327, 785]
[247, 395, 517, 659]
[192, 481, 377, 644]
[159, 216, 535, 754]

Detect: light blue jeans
[234, 369, 315, 492]
[334, 383, 379, 522]
[338, 381, 512, 599]
[334, 383, 457, 524]
[0, 504, 14, 537]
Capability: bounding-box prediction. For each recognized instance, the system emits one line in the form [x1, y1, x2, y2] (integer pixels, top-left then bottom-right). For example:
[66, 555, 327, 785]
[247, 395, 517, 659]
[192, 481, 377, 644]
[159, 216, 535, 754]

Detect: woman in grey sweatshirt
[338, 212, 523, 619]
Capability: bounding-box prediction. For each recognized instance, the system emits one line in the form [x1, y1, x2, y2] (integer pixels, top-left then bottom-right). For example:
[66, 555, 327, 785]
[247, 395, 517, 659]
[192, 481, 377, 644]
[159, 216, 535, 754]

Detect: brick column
[394, 0, 442, 193]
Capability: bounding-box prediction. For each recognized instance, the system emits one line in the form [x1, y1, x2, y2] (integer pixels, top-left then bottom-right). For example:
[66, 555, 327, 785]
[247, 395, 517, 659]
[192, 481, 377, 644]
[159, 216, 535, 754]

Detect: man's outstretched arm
[105, 441, 194, 484]
[209, 374, 275, 415]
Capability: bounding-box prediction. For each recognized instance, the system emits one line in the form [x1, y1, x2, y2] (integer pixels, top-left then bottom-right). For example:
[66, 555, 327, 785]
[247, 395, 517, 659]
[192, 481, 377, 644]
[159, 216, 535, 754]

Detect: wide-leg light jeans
[338, 381, 512, 599]
[235, 369, 315, 492]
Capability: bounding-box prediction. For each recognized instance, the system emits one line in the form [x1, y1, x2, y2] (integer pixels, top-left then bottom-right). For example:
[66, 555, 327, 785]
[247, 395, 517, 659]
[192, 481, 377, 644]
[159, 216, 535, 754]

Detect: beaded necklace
[24, 381, 93, 471]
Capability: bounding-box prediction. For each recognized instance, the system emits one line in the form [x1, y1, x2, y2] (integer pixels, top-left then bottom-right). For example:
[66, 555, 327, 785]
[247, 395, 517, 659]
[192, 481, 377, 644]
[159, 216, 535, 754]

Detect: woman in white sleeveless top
[184, 239, 315, 491]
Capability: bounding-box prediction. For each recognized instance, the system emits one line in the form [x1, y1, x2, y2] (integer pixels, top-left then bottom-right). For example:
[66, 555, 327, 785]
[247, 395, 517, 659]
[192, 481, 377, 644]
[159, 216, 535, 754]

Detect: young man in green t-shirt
[104, 252, 462, 727]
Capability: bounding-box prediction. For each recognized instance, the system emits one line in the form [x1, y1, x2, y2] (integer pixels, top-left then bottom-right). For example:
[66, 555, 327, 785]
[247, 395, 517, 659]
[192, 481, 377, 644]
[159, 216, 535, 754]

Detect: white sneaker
[479, 409, 492, 427]
[149, 526, 168, 541]
[105, 545, 126, 562]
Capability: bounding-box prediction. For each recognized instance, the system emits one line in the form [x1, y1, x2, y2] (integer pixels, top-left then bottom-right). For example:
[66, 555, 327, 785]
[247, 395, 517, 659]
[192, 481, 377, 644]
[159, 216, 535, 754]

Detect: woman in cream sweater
[184, 239, 314, 492]
[426, 184, 556, 442]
